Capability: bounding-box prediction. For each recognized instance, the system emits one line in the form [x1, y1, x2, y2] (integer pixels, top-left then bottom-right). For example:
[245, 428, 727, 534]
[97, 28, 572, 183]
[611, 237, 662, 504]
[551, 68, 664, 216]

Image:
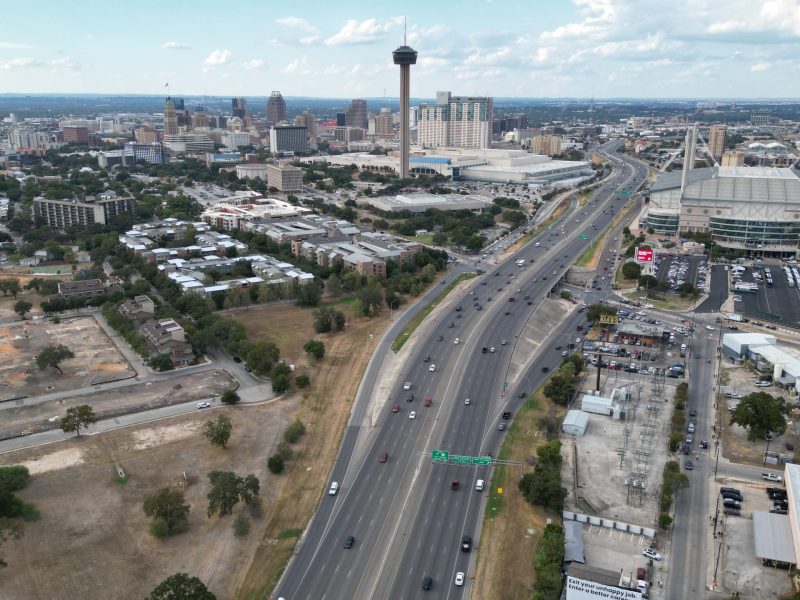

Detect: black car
[689, 408, 697, 417]
[344, 535, 354, 549]
[503, 411, 513, 418]
[422, 576, 433, 590]
[542, 366, 549, 373]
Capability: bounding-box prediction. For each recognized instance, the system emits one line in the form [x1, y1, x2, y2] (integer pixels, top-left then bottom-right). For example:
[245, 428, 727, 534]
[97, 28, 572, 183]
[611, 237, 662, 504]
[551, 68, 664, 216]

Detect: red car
[392, 404, 400, 413]
[424, 397, 433, 407]
[378, 452, 388, 463]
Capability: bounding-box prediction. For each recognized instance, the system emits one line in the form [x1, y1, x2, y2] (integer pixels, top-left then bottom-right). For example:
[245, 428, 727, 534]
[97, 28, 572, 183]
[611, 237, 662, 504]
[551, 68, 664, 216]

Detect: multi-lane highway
[274, 142, 649, 599]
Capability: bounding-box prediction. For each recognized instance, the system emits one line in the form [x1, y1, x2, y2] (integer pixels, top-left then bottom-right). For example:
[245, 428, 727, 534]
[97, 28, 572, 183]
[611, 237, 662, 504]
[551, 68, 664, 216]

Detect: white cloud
[326, 18, 401, 45]
[242, 59, 265, 70]
[418, 57, 449, 70]
[706, 20, 747, 34]
[0, 42, 33, 49]
[276, 17, 317, 32]
[162, 41, 191, 50]
[750, 62, 770, 72]
[322, 64, 343, 76]
[299, 36, 320, 45]
[464, 46, 511, 66]
[204, 49, 231, 67]
[706, 0, 800, 36]
[284, 56, 307, 74]
[0, 57, 42, 70]
[49, 56, 80, 71]
[456, 70, 479, 80]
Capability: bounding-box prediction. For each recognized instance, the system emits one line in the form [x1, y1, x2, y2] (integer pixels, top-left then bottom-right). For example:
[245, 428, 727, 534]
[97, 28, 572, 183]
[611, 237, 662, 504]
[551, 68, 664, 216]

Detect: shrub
[295, 374, 311, 388]
[220, 390, 240, 405]
[659, 513, 673, 530]
[276, 442, 294, 461]
[284, 419, 306, 443]
[149, 518, 170, 539]
[272, 374, 290, 394]
[267, 454, 285, 474]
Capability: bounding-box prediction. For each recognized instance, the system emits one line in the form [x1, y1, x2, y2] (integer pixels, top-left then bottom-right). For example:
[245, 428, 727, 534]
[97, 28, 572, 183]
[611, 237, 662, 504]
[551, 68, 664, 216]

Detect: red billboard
[635, 247, 654, 262]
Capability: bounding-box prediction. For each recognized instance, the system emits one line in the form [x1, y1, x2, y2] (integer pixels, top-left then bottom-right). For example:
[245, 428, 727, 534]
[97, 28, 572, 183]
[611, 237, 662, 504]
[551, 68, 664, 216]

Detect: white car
[464, 398, 471, 405]
[455, 572, 465, 586]
[196, 402, 211, 409]
[755, 381, 771, 387]
[706, 325, 714, 331]
[403, 381, 412, 390]
[489, 347, 496, 353]
[575, 337, 582, 343]
[642, 548, 662, 561]
[409, 411, 417, 420]
[454, 338, 460, 345]
[328, 481, 339, 496]
[762, 472, 783, 483]
[429, 364, 436, 372]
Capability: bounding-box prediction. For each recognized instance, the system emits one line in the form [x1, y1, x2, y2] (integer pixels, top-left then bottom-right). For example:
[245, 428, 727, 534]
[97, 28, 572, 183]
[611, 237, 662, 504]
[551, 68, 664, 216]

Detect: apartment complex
[34, 192, 134, 229]
[417, 92, 493, 149]
[140, 318, 194, 368]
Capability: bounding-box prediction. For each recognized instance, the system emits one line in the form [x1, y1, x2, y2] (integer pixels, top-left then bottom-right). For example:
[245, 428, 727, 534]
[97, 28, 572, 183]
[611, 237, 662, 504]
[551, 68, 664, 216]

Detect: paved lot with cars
[731, 260, 800, 327]
[654, 254, 709, 292]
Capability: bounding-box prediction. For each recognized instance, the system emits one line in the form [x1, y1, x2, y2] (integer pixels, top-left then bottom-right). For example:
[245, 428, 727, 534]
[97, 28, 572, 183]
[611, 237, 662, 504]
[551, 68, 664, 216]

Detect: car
[786, 442, 795, 451]
[489, 347, 495, 353]
[689, 408, 697, 417]
[454, 338, 460, 345]
[461, 535, 473, 552]
[762, 472, 784, 483]
[685, 460, 694, 471]
[344, 535, 355, 549]
[643, 548, 662, 561]
[424, 397, 432, 407]
[706, 358, 712, 363]
[422, 576, 433, 590]
[409, 411, 417, 419]
[542, 366, 549, 373]
[576, 337, 581, 343]
[423, 355, 430, 363]
[464, 398, 470, 405]
[504, 310, 511, 315]
[196, 402, 211, 409]
[501, 338, 508, 345]
[378, 452, 388, 463]
[706, 325, 714, 331]
[685, 434, 693, 444]
[392, 403, 400, 413]
[497, 422, 506, 431]
[700, 440, 709, 449]
[329, 481, 339, 496]
[451, 480, 460, 490]
[455, 572, 465, 586]
[429, 364, 436, 372]
[561, 350, 568, 357]
[688, 422, 695, 433]
[449, 322, 455, 328]
[755, 381, 771, 387]
[403, 381, 412, 390]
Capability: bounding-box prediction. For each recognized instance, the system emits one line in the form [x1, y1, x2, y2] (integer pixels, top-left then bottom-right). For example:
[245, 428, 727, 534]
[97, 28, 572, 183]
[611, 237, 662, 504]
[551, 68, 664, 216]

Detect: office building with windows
[163, 97, 179, 135]
[267, 91, 286, 124]
[708, 125, 727, 162]
[346, 99, 368, 130]
[34, 192, 134, 230]
[269, 125, 308, 155]
[232, 97, 247, 119]
[267, 163, 304, 192]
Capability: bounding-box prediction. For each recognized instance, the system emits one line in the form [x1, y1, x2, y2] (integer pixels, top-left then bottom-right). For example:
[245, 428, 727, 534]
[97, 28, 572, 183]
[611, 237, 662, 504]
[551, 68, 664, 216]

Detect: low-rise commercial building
[200, 199, 311, 230]
[722, 332, 800, 392]
[363, 192, 494, 213]
[267, 163, 304, 191]
[58, 279, 106, 299]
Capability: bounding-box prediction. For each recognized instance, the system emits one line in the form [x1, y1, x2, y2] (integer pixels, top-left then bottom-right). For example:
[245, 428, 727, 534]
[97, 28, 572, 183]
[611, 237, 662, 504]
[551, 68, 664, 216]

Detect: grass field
[391, 273, 475, 352]
[471, 385, 564, 600]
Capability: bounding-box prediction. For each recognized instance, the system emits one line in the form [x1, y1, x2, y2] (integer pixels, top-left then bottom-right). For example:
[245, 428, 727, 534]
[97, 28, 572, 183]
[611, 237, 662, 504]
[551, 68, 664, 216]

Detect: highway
[274, 142, 649, 600]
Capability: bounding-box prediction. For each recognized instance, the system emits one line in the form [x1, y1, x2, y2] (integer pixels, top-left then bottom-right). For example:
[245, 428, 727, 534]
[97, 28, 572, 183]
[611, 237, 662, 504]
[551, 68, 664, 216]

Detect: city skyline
[0, 0, 798, 98]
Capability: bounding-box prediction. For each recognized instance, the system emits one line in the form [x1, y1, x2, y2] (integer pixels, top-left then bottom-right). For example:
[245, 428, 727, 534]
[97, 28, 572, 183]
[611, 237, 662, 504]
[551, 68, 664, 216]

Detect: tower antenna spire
[404, 16, 407, 45]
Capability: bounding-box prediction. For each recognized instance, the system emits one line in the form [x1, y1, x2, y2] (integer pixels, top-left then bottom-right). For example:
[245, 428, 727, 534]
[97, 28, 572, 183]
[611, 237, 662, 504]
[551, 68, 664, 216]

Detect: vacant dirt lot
[0, 369, 234, 439]
[0, 300, 392, 600]
[0, 316, 134, 401]
[0, 401, 297, 600]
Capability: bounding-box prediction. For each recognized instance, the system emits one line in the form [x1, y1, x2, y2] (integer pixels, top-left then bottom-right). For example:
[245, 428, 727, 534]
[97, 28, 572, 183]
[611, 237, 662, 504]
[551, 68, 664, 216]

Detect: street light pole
[714, 440, 720, 478]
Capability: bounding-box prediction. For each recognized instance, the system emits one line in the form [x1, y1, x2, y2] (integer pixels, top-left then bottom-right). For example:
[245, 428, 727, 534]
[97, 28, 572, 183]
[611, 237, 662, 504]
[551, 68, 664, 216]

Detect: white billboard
[566, 576, 643, 600]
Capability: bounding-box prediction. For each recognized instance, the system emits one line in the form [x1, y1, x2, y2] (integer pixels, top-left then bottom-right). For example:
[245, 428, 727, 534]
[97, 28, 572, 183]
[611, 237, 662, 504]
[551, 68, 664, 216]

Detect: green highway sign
[579, 234, 589, 239]
[452, 455, 473, 464]
[473, 456, 492, 465]
[503, 381, 509, 389]
[614, 190, 633, 196]
[432, 450, 449, 462]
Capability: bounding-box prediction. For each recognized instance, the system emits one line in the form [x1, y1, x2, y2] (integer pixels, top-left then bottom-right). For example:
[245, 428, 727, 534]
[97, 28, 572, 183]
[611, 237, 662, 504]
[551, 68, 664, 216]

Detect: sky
[1, 0, 799, 99]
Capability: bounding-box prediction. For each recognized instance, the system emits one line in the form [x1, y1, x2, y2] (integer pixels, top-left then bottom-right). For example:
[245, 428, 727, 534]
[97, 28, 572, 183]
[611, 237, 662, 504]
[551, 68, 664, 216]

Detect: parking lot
[654, 254, 709, 292]
[732, 261, 800, 327]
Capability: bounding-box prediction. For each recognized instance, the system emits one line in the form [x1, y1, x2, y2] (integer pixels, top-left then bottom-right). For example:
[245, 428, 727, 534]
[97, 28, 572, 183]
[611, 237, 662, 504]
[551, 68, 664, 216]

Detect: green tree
[431, 232, 448, 246]
[637, 274, 659, 291]
[232, 513, 250, 537]
[585, 303, 617, 322]
[419, 263, 437, 284]
[36, 344, 75, 375]
[0, 278, 21, 298]
[312, 307, 333, 333]
[206, 471, 260, 517]
[149, 353, 174, 372]
[543, 363, 577, 406]
[245, 340, 280, 377]
[731, 392, 789, 442]
[532, 523, 565, 600]
[60, 404, 96, 438]
[659, 513, 673, 530]
[296, 281, 322, 307]
[295, 374, 311, 388]
[326, 274, 343, 296]
[560, 290, 572, 300]
[621, 262, 642, 280]
[518, 440, 567, 512]
[143, 487, 190, 538]
[148, 573, 217, 600]
[357, 284, 383, 316]
[272, 374, 290, 393]
[332, 310, 346, 331]
[267, 454, 284, 474]
[303, 339, 325, 361]
[220, 390, 240, 405]
[13, 300, 32, 319]
[341, 270, 362, 292]
[202, 415, 233, 449]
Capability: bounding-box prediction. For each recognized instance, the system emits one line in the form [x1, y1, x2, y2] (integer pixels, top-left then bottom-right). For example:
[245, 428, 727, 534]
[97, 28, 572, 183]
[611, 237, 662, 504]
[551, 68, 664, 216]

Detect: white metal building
[581, 394, 613, 416]
[562, 410, 590, 436]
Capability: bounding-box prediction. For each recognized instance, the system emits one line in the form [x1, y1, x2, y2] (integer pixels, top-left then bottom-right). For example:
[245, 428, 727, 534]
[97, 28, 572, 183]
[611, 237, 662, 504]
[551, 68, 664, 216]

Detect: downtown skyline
[0, 0, 799, 99]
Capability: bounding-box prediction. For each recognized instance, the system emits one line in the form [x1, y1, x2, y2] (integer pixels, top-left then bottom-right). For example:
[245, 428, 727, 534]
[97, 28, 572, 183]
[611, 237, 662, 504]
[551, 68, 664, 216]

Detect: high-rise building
[9, 128, 50, 149]
[267, 91, 287, 124]
[417, 92, 493, 149]
[134, 126, 158, 145]
[270, 125, 308, 154]
[721, 150, 744, 167]
[375, 108, 394, 138]
[33, 192, 134, 230]
[346, 99, 368, 130]
[191, 107, 209, 129]
[409, 106, 419, 129]
[530, 135, 562, 157]
[232, 97, 247, 119]
[294, 111, 318, 149]
[123, 142, 166, 165]
[336, 112, 347, 127]
[708, 125, 727, 162]
[267, 163, 304, 192]
[163, 97, 178, 135]
[62, 125, 90, 144]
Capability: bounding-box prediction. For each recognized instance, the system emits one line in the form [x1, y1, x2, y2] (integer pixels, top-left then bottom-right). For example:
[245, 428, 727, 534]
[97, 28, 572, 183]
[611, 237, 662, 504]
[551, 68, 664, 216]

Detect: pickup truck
[762, 472, 784, 483]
